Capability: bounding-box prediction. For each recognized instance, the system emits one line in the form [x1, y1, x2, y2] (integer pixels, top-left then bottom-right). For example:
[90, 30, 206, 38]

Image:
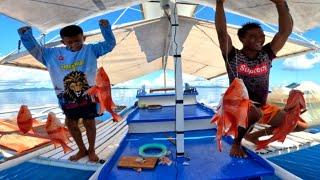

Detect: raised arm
[215, 0, 232, 56]
[18, 26, 48, 66]
[270, 0, 293, 54]
[92, 19, 116, 57]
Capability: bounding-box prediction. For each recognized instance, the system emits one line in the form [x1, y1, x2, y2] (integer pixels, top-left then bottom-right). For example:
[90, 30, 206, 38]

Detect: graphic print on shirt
[224, 44, 275, 105]
[237, 63, 268, 76]
[58, 71, 93, 109]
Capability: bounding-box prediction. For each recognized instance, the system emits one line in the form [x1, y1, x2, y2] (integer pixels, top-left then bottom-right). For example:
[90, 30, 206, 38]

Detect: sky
[0, 4, 320, 90]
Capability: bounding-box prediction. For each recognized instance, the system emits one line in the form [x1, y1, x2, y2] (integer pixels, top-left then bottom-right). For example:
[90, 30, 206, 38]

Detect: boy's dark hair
[237, 22, 262, 39]
[60, 25, 83, 38]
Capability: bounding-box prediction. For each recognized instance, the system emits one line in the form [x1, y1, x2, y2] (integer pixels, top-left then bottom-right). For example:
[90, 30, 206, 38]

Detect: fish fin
[19, 126, 31, 134]
[210, 115, 220, 124]
[238, 100, 251, 128]
[98, 105, 105, 115]
[223, 111, 237, 136]
[218, 139, 222, 152]
[87, 87, 99, 95]
[61, 143, 72, 153]
[273, 127, 287, 143]
[111, 101, 117, 110]
[255, 140, 270, 150]
[62, 127, 71, 138]
[93, 96, 100, 103]
[256, 129, 282, 150]
[51, 141, 59, 148]
[62, 127, 69, 132]
[32, 118, 40, 125]
[51, 139, 72, 153]
[278, 135, 287, 143]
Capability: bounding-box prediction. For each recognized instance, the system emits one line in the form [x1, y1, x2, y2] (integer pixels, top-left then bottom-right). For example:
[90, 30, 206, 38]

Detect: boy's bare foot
[230, 143, 247, 158]
[88, 150, 99, 162]
[69, 150, 88, 161]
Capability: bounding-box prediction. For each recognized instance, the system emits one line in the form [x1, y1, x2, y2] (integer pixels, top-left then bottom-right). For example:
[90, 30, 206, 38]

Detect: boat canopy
[1, 0, 319, 33]
[0, 1, 318, 84]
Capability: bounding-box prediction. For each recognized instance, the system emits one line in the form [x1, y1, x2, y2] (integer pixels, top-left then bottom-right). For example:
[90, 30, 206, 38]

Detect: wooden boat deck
[1, 104, 320, 171]
[32, 118, 128, 171]
[243, 124, 320, 158]
[0, 105, 129, 171]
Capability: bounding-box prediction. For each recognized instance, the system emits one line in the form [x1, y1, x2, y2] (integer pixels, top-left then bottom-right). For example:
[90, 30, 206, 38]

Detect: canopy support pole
[168, 0, 184, 159]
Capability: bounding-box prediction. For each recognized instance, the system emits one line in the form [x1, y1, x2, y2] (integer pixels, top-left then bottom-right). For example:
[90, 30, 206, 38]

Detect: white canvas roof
[0, 17, 315, 84]
[0, 0, 319, 33]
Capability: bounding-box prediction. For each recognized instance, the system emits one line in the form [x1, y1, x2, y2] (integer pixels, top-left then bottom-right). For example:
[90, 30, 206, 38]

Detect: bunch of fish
[17, 105, 72, 153]
[211, 77, 308, 151]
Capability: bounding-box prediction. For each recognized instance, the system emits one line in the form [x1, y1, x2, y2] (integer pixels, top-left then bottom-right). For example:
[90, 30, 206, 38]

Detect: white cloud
[209, 74, 229, 87]
[282, 53, 320, 70]
[116, 72, 175, 88]
[154, 72, 175, 87]
[0, 65, 51, 89]
[115, 71, 213, 88]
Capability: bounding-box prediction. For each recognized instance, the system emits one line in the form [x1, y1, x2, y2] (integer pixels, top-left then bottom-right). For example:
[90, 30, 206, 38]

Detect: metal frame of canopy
[0, 16, 316, 84]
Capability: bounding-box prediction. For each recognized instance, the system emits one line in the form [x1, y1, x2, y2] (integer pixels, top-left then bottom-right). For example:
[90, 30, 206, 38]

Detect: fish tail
[61, 143, 72, 153]
[112, 113, 122, 122]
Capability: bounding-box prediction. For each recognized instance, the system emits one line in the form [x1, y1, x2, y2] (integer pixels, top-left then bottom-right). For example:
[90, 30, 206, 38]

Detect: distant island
[0, 85, 227, 93]
[0, 87, 139, 93]
[0, 87, 54, 93]
[194, 85, 227, 88]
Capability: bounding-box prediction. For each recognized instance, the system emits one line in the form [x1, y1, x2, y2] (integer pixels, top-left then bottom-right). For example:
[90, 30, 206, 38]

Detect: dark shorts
[62, 103, 100, 120]
[57, 92, 101, 120]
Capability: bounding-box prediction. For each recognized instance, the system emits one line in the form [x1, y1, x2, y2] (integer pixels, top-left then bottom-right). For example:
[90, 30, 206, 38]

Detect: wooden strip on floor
[40, 119, 115, 158]
[80, 125, 128, 164]
[244, 124, 320, 157]
[58, 120, 127, 161]
[39, 107, 131, 159]
[33, 124, 128, 170]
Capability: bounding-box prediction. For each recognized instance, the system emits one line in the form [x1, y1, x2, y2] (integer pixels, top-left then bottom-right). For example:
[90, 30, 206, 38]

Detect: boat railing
[0, 104, 62, 121]
[0, 104, 58, 115]
[149, 87, 175, 93]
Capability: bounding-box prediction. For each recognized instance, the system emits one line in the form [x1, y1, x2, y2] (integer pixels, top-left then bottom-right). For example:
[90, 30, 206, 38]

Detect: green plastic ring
[138, 143, 167, 158]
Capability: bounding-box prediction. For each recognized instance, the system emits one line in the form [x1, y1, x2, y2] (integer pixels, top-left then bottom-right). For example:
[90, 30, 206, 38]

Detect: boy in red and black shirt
[215, 0, 308, 158]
